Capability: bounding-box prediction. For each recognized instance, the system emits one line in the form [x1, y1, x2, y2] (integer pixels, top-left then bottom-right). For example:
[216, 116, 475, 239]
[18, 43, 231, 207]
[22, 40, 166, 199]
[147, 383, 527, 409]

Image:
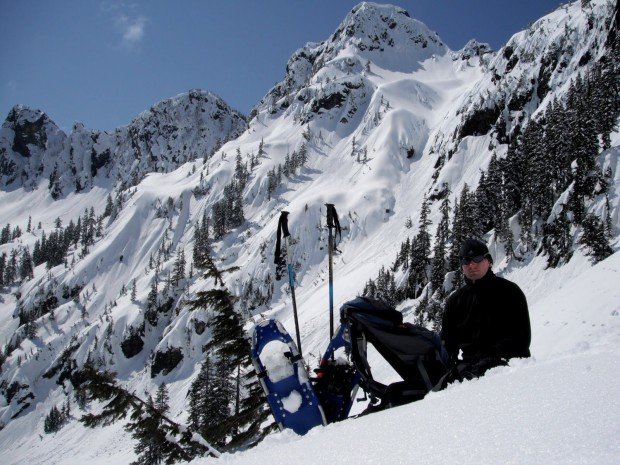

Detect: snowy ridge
[0, 90, 247, 196]
[430, 0, 616, 189]
[0, 0, 619, 463]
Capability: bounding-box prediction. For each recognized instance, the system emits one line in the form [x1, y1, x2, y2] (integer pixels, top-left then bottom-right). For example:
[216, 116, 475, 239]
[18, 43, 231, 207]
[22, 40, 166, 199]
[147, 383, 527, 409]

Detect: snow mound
[260, 340, 295, 382]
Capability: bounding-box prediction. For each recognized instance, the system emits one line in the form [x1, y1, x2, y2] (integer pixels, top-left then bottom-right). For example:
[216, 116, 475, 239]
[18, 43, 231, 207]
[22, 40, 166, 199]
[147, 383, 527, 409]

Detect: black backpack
[341, 297, 450, 406]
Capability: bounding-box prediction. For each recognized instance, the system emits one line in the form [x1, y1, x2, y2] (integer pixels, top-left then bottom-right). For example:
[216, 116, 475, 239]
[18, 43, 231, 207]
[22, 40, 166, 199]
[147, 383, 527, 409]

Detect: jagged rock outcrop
[453, 39, 493, 61]
[0, 90, 247, 196]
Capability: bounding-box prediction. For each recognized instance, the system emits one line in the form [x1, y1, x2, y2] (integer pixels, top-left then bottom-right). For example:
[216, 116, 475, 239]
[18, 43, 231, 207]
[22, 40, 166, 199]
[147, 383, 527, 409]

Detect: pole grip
[279, 210, 290, 238]
[325, 203, 335, 229]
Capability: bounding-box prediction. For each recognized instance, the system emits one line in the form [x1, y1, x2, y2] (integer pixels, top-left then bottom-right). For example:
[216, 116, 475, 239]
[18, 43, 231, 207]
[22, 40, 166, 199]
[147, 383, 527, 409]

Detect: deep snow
[2, 250, 618, 465]
[0, 1, 618, 464]
[196, 250, 620, 465]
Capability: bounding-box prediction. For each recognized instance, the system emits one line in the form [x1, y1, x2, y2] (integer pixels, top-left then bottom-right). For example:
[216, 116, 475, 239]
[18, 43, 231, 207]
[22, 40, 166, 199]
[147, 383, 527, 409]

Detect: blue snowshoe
[251, 319, 327, 435]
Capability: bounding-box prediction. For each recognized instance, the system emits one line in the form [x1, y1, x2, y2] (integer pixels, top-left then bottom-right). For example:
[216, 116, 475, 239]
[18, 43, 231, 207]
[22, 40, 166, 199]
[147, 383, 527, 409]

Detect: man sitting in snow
[440, 239, 531, 384]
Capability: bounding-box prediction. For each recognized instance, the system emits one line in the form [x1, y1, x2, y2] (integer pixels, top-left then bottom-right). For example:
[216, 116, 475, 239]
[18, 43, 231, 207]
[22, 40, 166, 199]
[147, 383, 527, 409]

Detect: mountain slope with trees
[0, 1, 618, 462]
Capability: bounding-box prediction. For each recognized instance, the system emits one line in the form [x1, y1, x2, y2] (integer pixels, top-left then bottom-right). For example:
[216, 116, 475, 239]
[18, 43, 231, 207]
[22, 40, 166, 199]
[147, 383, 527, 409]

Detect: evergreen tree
[430, 191, 451, 291]
[545, 98, 573, 193]
[49, 163, 62, 199]
[193, 210, 212, 269]
[257, 138, 266, 159]
[297, 143, 308, 167]
[154, 383, 170, 415]
[406, 196, 431, 298]
[186, 253, 270, 447]
[580, 213, 613, 263]
[4, 249, 18, 284]
[188, 355, 215, 431]
[604, 193, 613, 241]
[362, 278, 377, 298]
[172, 249, 186, 286]
[212, 200, 227, 239]
[372, 266, 397, 306]
[478, 153, 503, 233]
[74, 217, 82, 246]
[272, 165, 280, 187]
[43, 405, 67, 434]
[78, 364, 218, 462]
[198, 352, 235, 445]
[18, 247, 34, 281]
[494, 167, 515, 258]
[24, 314, 38, 339]
[449, 184, 480, 284]
[104, 193, 114, 217]
[393, 237, 411, 271]
[230, 183, 245, 228]
[431, 294, 446, 329]
[566, 78, 600, 224]
[0, 223, 10, 244]
[130, 395, 167, 465]
[234, 148, 249, 190]
[501, 139, 525, 219]
[131, 279, 137, 301]
[146, 275, 159, 326]
[541, 208, 572, 267]
[265, 169, 274, 200]
[0, 252, 5, 287]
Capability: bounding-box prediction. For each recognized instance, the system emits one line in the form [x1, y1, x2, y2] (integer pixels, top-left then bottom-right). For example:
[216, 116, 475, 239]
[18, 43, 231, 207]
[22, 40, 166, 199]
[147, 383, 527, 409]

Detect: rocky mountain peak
[130, 89, 246, 131]
[453, 39, 493, 61]
[323, 2, 446, 67]
[5, 104, 47, 127]
[2, 105, 64, 155]
[252, 2, 447, 119]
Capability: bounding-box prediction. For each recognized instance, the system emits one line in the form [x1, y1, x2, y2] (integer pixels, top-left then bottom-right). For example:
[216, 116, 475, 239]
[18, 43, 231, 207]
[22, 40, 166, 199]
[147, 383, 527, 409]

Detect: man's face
[461, 256, 491, 282]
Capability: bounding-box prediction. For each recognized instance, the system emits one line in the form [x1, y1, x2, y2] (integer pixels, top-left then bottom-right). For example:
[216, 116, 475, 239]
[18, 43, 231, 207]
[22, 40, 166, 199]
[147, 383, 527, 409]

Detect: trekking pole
[275, 211, 303, 355]
[325, 204, 341, 340]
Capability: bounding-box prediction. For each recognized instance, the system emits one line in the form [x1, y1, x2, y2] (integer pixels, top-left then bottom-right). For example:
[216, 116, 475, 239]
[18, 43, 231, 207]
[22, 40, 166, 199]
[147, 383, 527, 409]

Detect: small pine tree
[145, 275, 159, 325]
[185, 254, 268, 447]
[154, 383, 170, 415]
[78, 364, 217, 462]
[580, 213, 613, 263]
[43, 405, 67, 434]
[173, 249, 186, 286]
[19, 247, 34, 281]
[430, 192, 451, 292]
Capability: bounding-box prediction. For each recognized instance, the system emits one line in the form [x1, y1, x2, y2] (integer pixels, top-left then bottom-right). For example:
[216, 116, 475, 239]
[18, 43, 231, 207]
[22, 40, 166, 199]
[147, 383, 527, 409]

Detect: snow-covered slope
[202, 351, 619, 465]
[0, 0, 618, 463]
[2, 249, 619, 465]
[201, 251, 620, 465]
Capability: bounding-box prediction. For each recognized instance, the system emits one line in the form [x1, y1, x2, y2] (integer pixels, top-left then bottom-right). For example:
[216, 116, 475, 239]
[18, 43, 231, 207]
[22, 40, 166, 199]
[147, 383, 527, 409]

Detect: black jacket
[440, 269, 531, 365]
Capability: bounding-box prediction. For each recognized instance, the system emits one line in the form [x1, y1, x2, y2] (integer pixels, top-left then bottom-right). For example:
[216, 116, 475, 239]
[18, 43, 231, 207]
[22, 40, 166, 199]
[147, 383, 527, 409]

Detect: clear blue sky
[0, 0, 563, 132]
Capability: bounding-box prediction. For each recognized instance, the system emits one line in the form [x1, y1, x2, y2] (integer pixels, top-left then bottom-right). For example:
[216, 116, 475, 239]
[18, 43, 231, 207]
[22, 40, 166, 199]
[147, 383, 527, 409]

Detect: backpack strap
[416, 358, 434, 391]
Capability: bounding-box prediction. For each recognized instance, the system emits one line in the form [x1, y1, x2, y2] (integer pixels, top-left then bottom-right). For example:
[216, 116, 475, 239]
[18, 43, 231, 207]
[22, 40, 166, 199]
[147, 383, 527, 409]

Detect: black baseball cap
[459, 239, 492, 263]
